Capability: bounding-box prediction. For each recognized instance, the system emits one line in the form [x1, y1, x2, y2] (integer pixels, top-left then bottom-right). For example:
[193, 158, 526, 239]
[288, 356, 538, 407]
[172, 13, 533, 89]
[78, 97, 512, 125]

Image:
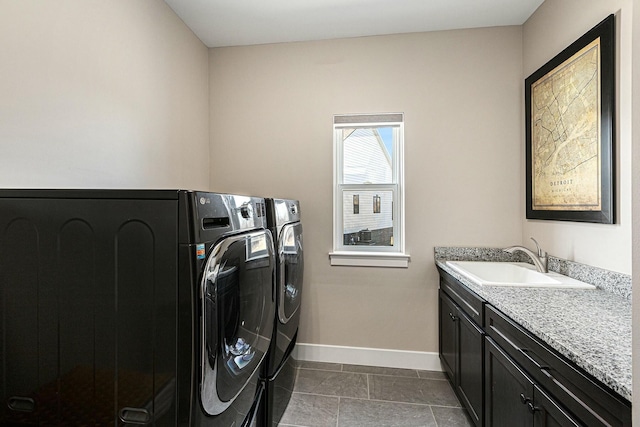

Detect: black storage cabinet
[0, 190, 183, 426]
[484, 304, 631, 427]
[438, 269, 485, 427]
[438, 266, 632, 427]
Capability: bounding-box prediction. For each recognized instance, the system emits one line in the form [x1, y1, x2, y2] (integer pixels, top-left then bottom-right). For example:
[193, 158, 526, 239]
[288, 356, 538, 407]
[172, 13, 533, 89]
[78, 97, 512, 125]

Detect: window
[373, 194, 381, 214]
[330, 113, 409, 267]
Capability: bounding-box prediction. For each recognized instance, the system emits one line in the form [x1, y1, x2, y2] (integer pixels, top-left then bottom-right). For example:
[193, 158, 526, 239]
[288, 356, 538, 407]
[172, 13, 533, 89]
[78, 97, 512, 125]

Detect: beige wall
[209, 28, 523, 352]
[0, 0, 210, 189]
[522, 0, 633, 274]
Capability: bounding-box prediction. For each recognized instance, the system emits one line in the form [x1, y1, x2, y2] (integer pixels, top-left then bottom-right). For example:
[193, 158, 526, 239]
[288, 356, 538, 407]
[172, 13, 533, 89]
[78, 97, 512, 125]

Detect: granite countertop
[435, 250, 632, 403]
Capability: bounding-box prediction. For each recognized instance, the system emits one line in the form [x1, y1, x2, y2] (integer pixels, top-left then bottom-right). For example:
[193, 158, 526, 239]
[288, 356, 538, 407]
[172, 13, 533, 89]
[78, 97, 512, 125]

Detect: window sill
[329, 251, 410, 268]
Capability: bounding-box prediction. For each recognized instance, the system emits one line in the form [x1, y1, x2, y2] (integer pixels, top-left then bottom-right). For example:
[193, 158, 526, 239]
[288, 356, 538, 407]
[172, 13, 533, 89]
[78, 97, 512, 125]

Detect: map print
[531, 38, 601, 211]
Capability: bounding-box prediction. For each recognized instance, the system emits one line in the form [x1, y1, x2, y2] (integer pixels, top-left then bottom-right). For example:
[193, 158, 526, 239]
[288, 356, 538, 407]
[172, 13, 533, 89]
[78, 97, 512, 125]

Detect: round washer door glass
[200, 230, 275, 416]
[278, 222, 303, 323]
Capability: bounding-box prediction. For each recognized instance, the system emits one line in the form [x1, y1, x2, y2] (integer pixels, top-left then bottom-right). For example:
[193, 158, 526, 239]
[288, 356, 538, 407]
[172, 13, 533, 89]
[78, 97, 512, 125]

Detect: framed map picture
[525, 14, 615, 224]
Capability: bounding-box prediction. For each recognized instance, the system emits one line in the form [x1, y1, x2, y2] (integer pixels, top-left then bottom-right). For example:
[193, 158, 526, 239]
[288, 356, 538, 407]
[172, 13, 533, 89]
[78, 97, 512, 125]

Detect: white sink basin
[445, 261, 596, 289]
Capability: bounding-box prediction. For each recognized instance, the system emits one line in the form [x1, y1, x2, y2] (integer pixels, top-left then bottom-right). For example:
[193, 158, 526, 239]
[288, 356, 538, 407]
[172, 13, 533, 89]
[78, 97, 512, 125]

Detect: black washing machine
[0, 189, 275, 426]
[261, 198, 304, 426]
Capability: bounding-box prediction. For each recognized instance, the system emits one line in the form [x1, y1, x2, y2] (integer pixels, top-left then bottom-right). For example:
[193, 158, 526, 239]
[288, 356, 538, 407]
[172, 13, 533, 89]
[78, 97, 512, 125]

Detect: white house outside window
[330, 113, 409, 268]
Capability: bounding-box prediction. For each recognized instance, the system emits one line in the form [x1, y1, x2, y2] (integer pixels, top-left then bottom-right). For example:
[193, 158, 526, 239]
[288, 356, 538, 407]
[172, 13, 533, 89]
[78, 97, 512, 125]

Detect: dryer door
[200, 230, 275, 416]
[278, 222, 304, 324]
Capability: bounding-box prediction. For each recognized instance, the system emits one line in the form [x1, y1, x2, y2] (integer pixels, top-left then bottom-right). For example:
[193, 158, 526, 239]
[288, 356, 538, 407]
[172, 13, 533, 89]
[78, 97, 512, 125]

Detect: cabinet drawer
[485, 305, 631, 427]
[439, 269, 484, 326]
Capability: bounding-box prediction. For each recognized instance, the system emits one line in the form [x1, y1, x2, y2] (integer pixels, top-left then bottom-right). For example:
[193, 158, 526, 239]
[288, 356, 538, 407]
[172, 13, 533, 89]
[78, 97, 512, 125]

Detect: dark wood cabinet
[485, 337, 581, 427]
[485, 304, 631, 427]
[438, 275, 484, 427]
[485, 336, 533, 426]
[457, 309, 484, 425]
[438, 266, 631, 427]
[439, 289, 457, 380]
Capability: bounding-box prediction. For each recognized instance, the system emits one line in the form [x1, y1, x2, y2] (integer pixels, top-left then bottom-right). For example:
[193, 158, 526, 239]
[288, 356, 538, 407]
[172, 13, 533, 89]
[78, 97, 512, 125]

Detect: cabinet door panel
[439, 290, 458, 382]
[485, 337, 533, 427]
[534, 385, 581, 427]
[458, 310, 483, 426]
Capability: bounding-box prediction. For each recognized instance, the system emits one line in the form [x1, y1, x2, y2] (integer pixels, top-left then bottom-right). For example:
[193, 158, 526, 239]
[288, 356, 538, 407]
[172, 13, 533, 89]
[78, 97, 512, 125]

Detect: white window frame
[329, 113, 410, 268]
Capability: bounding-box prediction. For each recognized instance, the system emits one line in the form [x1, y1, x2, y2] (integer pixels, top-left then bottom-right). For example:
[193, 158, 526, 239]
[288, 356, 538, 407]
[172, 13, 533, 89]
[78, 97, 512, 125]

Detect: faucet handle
[530, 237, 546, 257]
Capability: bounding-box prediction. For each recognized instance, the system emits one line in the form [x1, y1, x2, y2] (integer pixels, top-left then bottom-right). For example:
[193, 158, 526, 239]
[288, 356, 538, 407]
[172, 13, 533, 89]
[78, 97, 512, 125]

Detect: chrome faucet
[503, 237, 548, 273]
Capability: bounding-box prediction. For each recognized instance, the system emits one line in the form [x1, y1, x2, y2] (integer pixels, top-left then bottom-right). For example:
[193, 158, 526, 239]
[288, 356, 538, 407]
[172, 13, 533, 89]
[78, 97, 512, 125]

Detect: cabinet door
[533, 385, 581, 427]
[439, 290, 458, 382]
[0, 198, 179, 425]
[485, 337, 533, 427]
[458, 310, 484, 426]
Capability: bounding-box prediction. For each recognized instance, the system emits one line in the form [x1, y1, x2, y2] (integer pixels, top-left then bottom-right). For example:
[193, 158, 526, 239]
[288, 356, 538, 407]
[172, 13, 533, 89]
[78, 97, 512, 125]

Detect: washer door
[278, 222, 303, 324]
[200, 230, 275, 416]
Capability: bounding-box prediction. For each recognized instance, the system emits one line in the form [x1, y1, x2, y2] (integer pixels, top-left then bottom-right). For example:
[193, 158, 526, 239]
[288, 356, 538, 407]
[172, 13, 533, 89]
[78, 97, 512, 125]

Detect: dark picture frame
[525, 14, 615, 224]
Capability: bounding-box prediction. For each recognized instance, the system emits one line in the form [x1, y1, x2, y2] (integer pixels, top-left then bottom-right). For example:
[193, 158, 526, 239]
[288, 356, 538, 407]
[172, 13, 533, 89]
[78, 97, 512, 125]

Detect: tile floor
[278, 361, 472, 427]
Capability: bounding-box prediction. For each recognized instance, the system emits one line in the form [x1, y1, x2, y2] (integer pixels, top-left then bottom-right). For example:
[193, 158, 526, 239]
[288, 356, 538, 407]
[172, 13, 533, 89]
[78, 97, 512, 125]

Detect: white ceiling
[164, 0, 544, 48]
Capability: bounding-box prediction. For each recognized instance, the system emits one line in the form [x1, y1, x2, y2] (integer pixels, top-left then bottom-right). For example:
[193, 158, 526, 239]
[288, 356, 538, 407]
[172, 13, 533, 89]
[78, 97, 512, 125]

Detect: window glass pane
[342, 190, 393, 247]
[342, 127, 394, 184]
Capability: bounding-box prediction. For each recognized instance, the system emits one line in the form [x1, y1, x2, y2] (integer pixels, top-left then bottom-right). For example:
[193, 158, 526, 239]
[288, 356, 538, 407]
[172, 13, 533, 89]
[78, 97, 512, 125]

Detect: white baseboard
[292, 343, 443, 372]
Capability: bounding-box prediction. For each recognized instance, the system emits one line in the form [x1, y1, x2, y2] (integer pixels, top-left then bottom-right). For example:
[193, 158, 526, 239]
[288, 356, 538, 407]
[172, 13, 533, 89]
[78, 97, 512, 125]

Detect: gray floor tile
[277, 363, 465, 427]
[298, 360, 343, 372]
[417, 370, 448, 380]
[342, 364, 418, 377]
[369, 375, 460, 406]
[338, 398, 437, 427]
[431, 406, 473, 427]
[295, 369, 369, 398]
[278, 392, 339, 427]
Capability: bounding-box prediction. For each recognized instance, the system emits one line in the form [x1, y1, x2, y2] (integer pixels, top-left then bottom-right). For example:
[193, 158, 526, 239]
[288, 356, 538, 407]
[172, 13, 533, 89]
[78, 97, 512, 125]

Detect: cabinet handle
[519, 393, 531, 405]
[520, 348, 550, 371]
[449, 312, 458, 321]
[527, 401, 539, 414]
[489, 324, 550, 371]
[7, 396, 35, 412]
[445, 285, 480, 318]
[119, 407, 151, 424]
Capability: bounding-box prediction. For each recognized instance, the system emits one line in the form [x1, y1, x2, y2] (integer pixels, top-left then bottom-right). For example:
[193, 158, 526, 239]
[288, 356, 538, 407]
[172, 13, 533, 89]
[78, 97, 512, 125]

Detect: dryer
[261, 198, 304, 426]
[0, 190, 274, 426]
